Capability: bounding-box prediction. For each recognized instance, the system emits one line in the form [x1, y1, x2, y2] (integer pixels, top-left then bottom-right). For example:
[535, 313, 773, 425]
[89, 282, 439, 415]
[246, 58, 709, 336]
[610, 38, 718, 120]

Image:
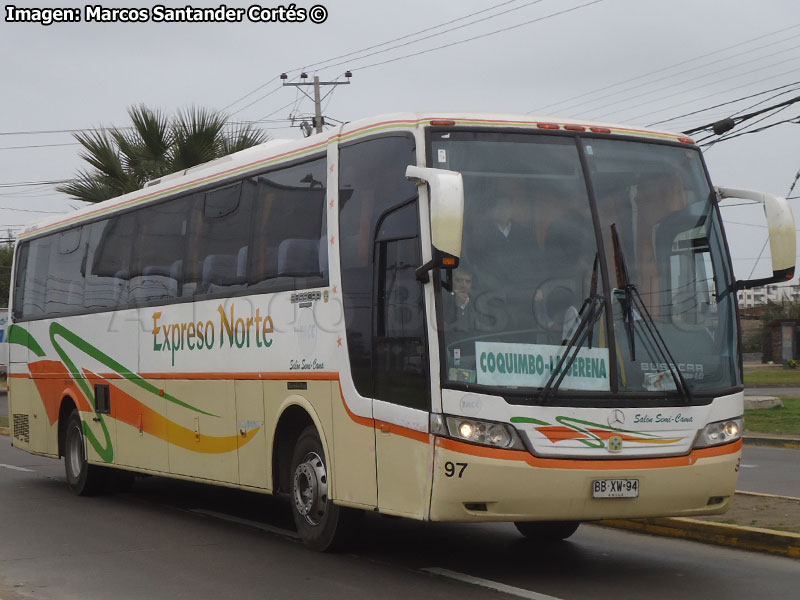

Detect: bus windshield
[432, 130, 740, 399]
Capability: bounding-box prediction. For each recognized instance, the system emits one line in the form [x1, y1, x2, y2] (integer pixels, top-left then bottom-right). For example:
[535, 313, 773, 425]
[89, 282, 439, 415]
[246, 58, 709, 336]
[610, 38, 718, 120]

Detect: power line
[221, 0, 532, 113]
[0, 126, 133, 137]
[700, 112, 800, 147]
[587, 44, 800, 121]
[685, 91, 800, 136]
[0, 142, 80, 151]
[571, 37, 800, 119]
[336, 1, 604, 74]
[312, 0, 553, 75]
[648, 80, 800, 128]
[531, 23, 800, 114]
[0, 180, 68, 188]
[624, 65, 800, 124]
[0, 207, 69, 214]
[594, 55, 800, 122]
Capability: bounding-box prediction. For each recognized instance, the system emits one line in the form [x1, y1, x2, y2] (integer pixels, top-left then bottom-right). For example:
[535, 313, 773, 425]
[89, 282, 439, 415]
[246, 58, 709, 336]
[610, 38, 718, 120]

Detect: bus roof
[20, 112, 691, 240]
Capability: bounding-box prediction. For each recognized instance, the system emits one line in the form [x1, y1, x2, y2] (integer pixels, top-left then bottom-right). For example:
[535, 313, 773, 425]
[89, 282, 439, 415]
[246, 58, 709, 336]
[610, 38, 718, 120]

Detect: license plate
[592, 479, 639, 498]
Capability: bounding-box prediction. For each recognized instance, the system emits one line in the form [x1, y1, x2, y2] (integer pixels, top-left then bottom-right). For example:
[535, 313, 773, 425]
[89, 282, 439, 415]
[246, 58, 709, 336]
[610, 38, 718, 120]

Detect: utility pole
[281, 71, 352, 135]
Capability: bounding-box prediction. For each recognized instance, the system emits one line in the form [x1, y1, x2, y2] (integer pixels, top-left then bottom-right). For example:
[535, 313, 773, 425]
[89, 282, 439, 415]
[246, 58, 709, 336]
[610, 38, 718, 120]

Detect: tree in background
[57, 105, 268, 202]
[0, 244, 13, 307]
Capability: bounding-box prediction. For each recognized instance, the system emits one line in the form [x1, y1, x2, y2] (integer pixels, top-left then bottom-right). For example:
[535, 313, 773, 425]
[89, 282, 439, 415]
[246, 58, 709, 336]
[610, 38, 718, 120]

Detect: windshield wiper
[610, 224, 693, 404]
[540, 254, 605, 403]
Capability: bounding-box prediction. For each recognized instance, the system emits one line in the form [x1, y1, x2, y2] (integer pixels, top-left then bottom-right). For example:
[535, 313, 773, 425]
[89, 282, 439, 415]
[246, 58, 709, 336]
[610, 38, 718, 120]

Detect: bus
[7, 113, 795, 551]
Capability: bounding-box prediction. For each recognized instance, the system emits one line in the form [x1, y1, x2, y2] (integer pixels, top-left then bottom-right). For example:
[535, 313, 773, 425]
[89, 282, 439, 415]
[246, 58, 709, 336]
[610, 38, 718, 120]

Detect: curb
[743, 436, 800, 450]
[599, 516, 800, 559]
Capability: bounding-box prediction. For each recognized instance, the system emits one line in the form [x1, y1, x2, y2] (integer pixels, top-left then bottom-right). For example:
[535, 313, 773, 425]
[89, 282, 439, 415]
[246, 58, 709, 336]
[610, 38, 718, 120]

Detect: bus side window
[338, 134, 420, 402]
[373, 203, 430, 409]
[191, 182, 251, 296]
[11, 243, 29, 320]
[21, 236, 52, 319]
[45, 227, 88, 315]
[250, 156, 328, 292]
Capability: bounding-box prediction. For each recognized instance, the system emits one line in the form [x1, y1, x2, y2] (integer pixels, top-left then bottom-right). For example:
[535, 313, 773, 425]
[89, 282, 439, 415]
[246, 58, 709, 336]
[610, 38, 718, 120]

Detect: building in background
[737, 282, 800, 308]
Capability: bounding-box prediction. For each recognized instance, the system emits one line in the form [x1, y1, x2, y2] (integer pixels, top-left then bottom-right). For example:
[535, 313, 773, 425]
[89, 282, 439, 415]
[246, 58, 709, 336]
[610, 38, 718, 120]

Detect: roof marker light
[537, 123, 560, 130]
[678, 137, 696, 145]
[590, 126, 612, 134]
[430, 120, 456, 126]
[563, 124, 586, 132]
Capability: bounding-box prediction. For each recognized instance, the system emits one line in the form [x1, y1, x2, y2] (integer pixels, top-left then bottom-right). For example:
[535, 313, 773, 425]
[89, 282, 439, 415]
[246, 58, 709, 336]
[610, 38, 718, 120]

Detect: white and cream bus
[7, 113, 795, 550]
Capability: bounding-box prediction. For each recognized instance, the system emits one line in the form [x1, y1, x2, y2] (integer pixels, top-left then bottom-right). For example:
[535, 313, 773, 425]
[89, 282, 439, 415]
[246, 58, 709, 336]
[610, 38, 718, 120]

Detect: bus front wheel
[514, 521, 580, 541]
[290, 426, 358, 551]
[64, 410, 106, 496]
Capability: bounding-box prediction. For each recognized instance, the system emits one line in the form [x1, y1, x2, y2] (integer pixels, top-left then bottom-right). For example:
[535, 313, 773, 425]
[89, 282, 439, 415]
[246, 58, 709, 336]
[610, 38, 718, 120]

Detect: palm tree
[58, 105, 268, 202]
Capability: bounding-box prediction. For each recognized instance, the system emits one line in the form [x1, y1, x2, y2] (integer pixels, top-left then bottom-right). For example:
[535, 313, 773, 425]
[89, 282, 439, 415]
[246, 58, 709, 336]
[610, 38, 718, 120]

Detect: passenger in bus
[470, 179, 536, 288]
[443, 267, 479, 372]
[443, 268, 477, 334]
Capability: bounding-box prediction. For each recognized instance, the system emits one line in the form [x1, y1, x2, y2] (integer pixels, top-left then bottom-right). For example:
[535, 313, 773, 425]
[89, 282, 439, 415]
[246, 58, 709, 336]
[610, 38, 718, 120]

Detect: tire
[514, 521, 580, 541]
[64, 410, 107, 496]
[290, 426, 359, 551]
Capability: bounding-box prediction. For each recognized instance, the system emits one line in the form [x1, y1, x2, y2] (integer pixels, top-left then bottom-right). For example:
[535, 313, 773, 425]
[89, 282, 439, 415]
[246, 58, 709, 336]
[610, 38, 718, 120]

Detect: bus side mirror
[405, 166, 464, 283]
[716, 186, 796, 290]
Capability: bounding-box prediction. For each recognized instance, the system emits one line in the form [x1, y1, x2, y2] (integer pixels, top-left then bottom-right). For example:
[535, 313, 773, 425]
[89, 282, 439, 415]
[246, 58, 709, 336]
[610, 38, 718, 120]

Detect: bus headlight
[432, 415, 525, 450]
[694, 417, 743, 448]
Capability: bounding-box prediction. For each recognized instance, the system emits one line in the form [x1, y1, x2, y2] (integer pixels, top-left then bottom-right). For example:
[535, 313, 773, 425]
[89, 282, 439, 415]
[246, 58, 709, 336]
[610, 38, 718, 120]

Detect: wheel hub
[293, 452, 328, 526]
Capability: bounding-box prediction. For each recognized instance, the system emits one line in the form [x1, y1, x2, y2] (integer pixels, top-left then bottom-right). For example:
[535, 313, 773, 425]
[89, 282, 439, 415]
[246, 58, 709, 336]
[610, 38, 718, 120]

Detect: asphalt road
[0, 442, 799, 600]
[738, 445, 800, 497]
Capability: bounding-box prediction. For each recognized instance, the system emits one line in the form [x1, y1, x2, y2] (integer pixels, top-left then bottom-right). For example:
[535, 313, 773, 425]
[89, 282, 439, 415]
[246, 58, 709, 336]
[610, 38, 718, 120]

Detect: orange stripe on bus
[435, 437, 741, 470]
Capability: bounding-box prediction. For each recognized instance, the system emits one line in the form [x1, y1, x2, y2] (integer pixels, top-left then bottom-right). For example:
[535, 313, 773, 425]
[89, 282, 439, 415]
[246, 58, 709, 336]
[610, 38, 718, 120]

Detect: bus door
[372, 201, 433, 518]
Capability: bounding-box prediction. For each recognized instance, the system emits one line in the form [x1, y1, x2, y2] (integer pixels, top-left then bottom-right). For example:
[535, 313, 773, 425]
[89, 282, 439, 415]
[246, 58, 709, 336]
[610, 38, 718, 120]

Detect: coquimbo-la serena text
[7, 113, 795, 550]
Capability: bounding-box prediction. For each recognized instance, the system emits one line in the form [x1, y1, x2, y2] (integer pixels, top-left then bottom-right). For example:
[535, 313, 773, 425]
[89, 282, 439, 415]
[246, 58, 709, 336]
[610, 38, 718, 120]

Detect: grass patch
[743, 369, 800, 386]
[744, 397, 800, 434]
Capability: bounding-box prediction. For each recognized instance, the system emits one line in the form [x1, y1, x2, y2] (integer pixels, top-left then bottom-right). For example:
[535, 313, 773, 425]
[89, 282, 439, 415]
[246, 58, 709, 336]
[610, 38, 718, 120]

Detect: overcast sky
[2, 0, 799, 280]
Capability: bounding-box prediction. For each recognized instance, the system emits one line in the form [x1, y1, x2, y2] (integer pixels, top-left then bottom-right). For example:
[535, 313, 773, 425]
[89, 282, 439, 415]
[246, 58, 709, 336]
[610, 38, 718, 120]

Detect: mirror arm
[416, 260, 434, 283]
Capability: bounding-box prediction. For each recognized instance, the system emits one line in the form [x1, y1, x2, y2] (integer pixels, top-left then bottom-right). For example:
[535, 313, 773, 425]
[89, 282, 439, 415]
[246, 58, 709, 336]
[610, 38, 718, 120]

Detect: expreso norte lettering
[152, 304, 274, 366]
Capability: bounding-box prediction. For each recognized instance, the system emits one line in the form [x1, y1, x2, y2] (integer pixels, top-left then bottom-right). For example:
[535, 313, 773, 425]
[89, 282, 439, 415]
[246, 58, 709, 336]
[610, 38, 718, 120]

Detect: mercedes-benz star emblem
[608, 409, 625, 428]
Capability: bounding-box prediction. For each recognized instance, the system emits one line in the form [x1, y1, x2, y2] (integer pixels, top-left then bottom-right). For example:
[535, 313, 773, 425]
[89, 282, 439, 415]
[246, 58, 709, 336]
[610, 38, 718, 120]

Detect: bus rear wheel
[290, 426, 358, 551]
[64, 410, 106, 496]
[514, 521, 580, 541]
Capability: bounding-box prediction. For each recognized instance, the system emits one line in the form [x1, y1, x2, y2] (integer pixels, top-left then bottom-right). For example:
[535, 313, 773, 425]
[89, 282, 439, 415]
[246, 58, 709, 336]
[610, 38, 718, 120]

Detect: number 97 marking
[445, 461, 468, 478]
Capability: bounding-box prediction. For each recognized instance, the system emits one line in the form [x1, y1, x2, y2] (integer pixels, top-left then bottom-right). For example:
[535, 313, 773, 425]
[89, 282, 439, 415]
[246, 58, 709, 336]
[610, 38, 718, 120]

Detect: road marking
[739, 464, 758, 468]
[423, 568, 565, 600]
[190, 509, 300, 539]
[0, 464, 34, 472]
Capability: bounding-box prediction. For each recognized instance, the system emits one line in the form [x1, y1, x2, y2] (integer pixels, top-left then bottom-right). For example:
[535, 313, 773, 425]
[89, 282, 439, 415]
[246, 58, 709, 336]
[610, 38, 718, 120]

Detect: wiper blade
[540, 254, 604, 403]
[540, 294, 605, 403]
[610, 224, 693, 404]
[611, 225, 636, 360]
